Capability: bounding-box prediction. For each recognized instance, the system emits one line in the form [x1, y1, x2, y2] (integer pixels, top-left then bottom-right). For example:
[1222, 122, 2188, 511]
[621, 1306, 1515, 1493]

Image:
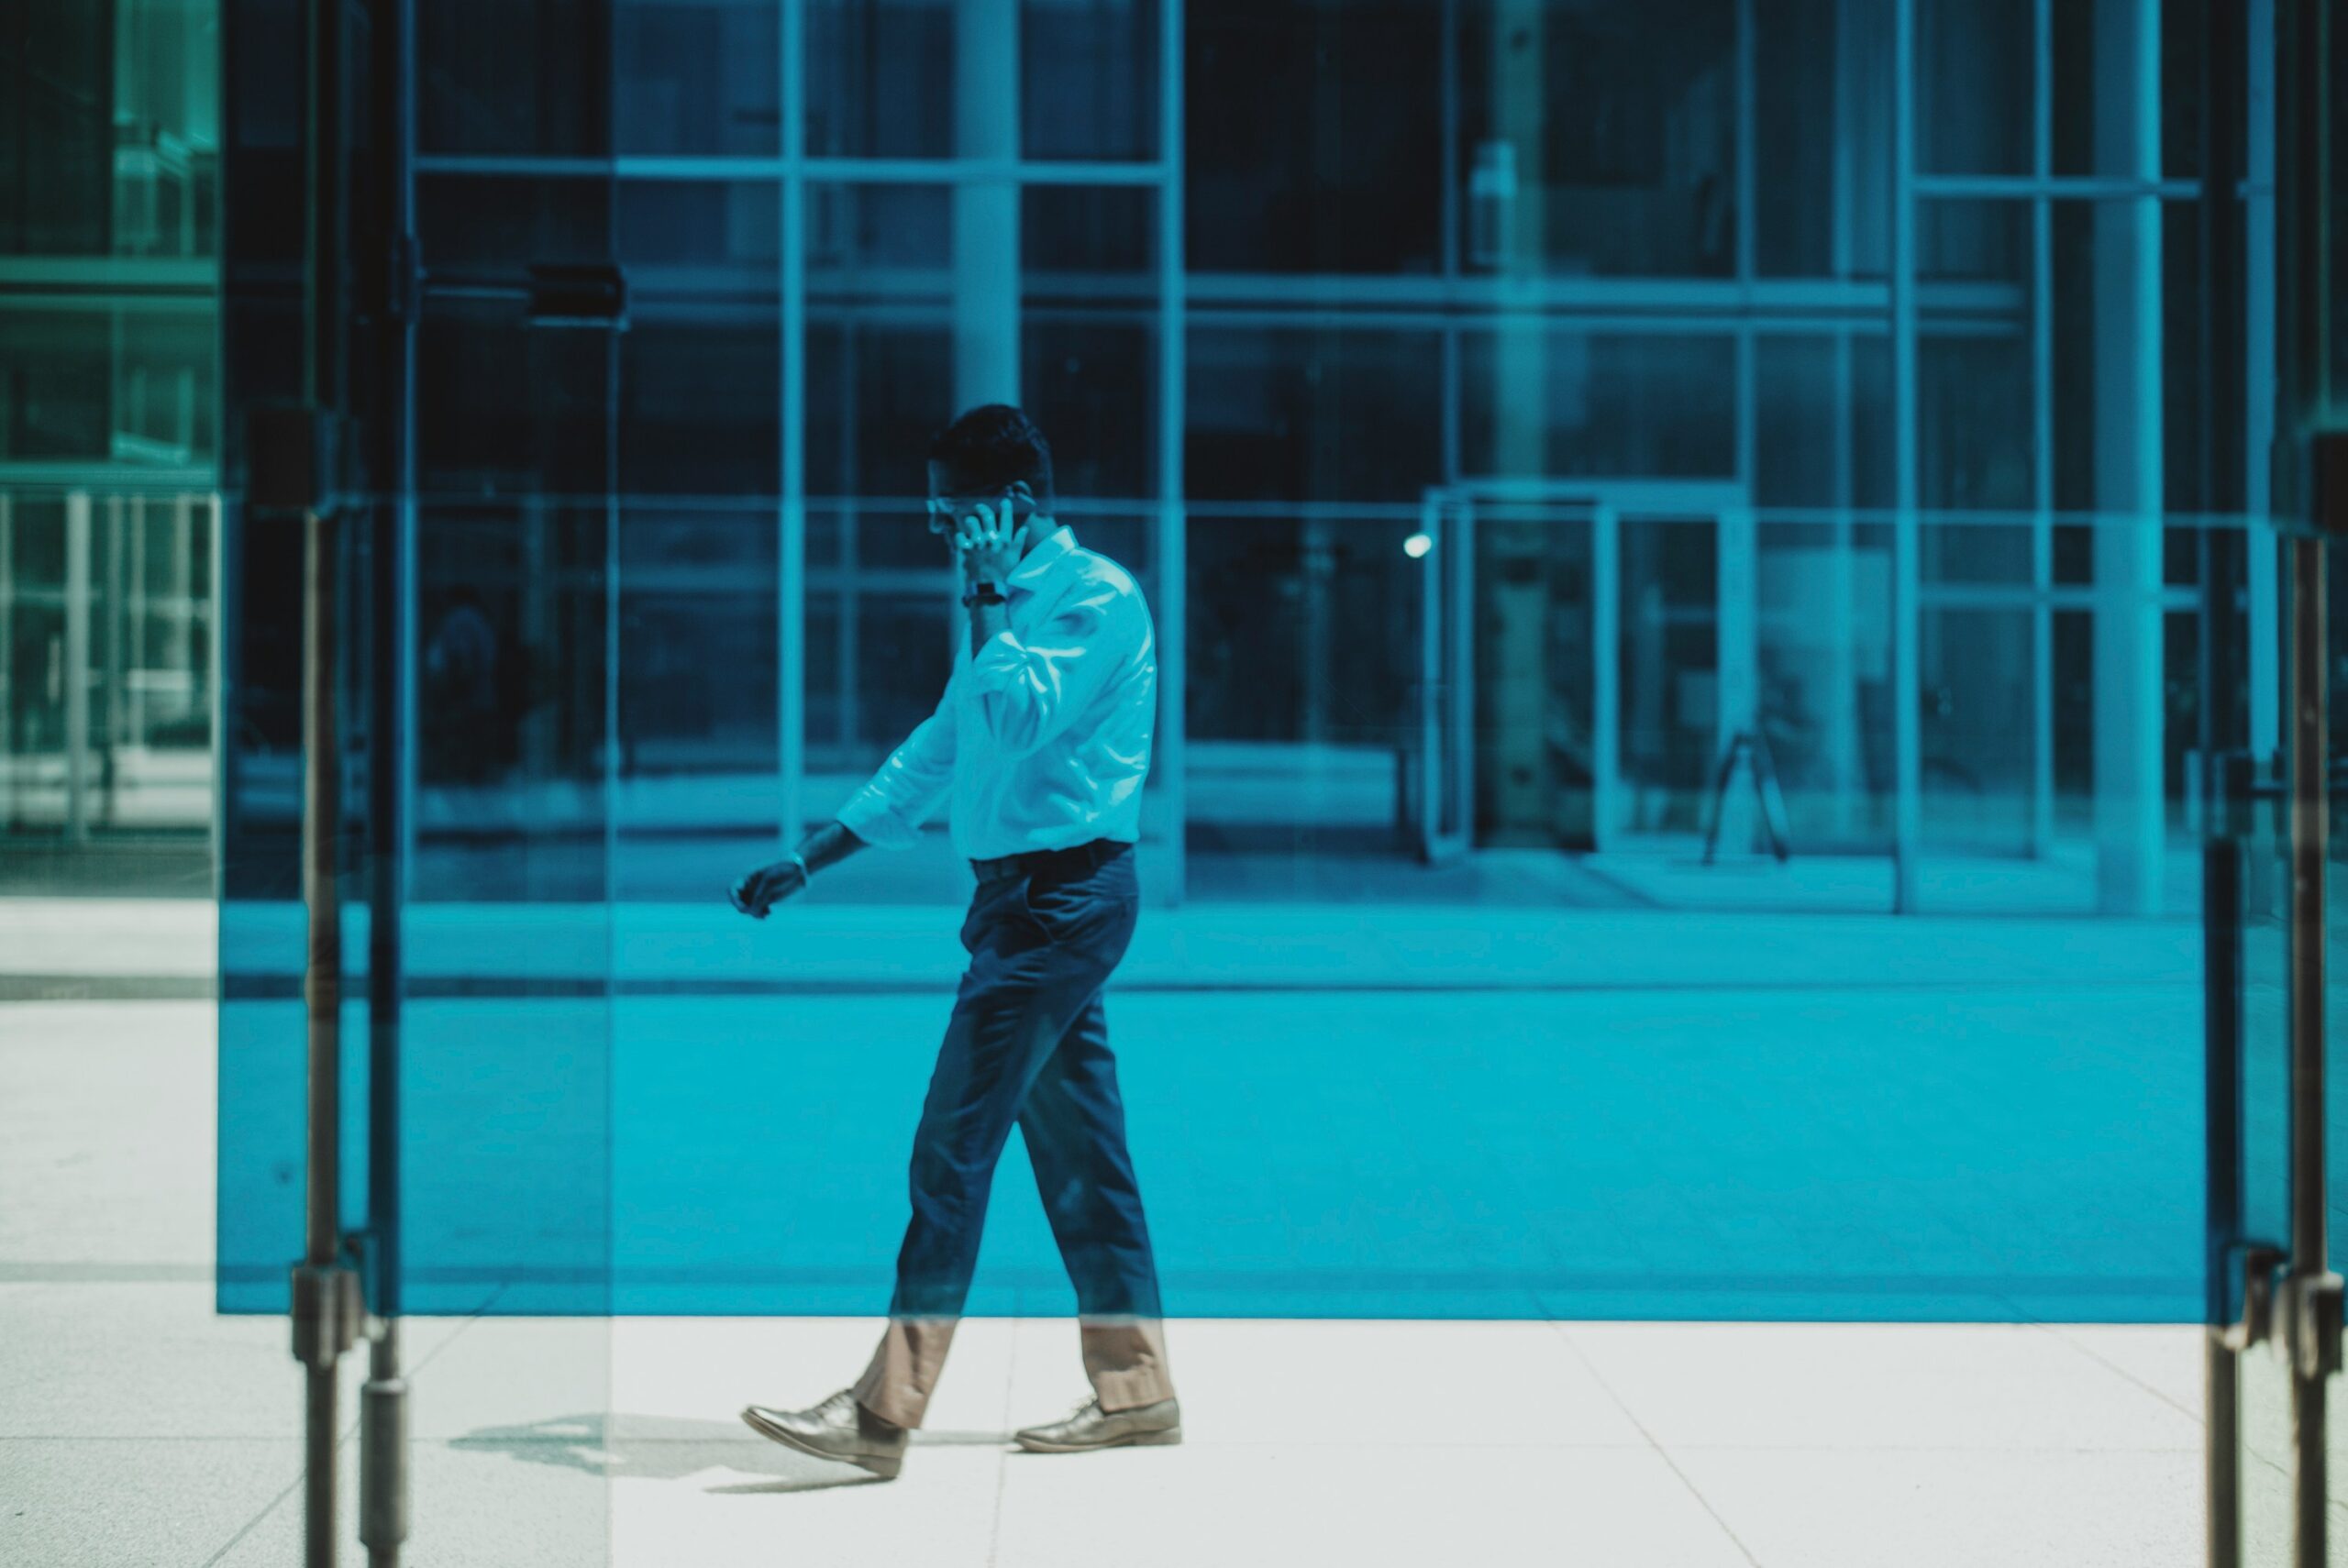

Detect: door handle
[2224, 1244, 2287, 1352]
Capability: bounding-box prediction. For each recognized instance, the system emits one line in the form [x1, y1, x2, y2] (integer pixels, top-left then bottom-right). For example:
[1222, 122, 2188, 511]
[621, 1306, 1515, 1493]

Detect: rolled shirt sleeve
[836, 682, 959, 849]
[960, 585, 1141, 761]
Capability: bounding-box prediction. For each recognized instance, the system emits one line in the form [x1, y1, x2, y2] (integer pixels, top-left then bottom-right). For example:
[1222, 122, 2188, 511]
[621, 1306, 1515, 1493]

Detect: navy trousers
[855, 844, 1170, 1427]
[889, 843, 1163, 1320]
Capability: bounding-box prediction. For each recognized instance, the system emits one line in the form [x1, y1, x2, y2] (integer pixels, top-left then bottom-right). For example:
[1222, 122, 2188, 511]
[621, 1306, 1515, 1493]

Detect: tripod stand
[1700, 730, 1792, 866]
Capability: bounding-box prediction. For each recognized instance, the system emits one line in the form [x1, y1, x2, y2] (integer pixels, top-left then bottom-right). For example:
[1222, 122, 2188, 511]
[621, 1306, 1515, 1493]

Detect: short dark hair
[928, 403, 1054, 502]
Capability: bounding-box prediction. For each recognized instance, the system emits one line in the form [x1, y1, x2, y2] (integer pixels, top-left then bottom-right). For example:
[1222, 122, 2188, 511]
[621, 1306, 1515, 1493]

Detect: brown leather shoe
[1013, 1396, 1182, 1454]
[741, 1389, 908, 1480]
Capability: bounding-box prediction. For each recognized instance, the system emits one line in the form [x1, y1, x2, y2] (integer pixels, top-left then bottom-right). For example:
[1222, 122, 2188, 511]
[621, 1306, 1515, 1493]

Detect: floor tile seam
[2026, 1321, 2205, 1427]
[1543, 1320, 1766, 1568]
[195, 1470, 304, 1568]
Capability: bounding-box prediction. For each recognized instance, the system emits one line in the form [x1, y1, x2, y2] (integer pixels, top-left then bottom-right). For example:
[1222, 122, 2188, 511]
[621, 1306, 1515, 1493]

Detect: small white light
[1403, 532, 1434, 559]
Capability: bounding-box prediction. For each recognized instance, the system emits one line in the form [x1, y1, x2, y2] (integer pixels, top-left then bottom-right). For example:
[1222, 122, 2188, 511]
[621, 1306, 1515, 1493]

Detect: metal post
[2198, 4, 2252, 1555]
[1889, 0, 1922, 912]
[65, 491, 92, 844]
[2277, 5, 2338, 1562]
[359, 0, 418, 1557]
[2285, 525, 2332, 1567]
[294, 0, 353, 1562]
[298, 502, 345, 1568]
[2206, 830, 2247, 1568]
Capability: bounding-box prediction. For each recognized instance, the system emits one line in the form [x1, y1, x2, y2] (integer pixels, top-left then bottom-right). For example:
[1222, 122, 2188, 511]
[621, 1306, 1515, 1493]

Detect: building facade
[2, 0, 2278, 912]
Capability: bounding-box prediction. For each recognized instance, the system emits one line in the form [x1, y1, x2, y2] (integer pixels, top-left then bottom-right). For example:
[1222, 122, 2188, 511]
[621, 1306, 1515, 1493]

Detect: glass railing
[209, 498, 2287, 1325]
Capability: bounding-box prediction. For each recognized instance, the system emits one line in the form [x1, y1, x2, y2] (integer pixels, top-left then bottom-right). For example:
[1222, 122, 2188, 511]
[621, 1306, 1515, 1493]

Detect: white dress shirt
[837, 525, 1157, 862]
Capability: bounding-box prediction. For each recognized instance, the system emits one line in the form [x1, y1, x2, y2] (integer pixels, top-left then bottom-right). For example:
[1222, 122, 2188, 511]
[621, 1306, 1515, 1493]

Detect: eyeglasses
[925, 487, 1025, 536]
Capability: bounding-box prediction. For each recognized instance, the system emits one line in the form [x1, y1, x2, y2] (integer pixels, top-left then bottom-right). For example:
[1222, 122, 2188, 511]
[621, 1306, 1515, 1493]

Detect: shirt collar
[1007, 525, 1078, 595]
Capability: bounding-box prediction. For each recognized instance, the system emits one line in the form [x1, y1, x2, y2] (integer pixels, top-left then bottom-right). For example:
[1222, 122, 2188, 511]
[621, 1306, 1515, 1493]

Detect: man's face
[925, 462, 1030, 540]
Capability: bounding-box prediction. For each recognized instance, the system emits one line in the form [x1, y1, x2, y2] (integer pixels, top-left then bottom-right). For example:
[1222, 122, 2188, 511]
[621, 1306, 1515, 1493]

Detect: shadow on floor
[450, 1413, 1012, 1495]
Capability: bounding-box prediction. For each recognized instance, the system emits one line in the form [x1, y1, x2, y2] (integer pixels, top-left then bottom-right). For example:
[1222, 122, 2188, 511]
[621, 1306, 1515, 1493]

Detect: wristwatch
[961, 580, 1006, 608]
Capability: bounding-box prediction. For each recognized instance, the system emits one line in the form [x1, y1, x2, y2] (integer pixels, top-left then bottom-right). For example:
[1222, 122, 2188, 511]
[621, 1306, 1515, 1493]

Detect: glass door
[1414, 488, 1742, 867]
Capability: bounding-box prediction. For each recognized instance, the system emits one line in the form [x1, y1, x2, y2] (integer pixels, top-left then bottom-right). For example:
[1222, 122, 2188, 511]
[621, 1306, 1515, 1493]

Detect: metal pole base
[360, 1320, 410, 1568]
[293, 1263, 360, 1568]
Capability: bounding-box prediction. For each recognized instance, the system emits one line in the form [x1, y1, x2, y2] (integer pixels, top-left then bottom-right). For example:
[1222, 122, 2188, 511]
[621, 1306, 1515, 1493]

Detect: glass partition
[170, 0, 2346, 1560]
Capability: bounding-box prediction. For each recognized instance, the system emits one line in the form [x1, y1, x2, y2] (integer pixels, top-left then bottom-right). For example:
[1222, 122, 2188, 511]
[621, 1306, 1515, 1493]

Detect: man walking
[730, 404, 1179, 1480]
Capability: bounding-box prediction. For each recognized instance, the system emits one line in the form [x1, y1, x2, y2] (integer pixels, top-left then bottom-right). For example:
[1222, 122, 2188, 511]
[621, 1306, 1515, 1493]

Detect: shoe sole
[1014, 1425, 1183, 1455]
[738, 1407, 903, 1480]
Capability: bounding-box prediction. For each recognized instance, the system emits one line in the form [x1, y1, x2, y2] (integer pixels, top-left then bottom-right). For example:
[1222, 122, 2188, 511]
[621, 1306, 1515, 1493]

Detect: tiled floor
[0, 990, 2226, 1566]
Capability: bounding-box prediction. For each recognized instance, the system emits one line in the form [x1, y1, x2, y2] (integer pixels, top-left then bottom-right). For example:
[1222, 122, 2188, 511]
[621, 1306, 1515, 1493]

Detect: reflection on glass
[1455, 0, 1737, 279]
[1458, 333, 1735, 480]
[1616, 517, 1718, 836]
[805, 0, 1160, 162]
[1188, 330, 1443, 502]
[415, 503, 611, 904]
[1186, 516, 1421, 889]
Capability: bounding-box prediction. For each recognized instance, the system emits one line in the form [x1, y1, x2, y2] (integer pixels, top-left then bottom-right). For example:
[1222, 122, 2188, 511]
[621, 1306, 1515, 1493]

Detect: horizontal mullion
[1919, 582, 2204, 612]
[1914, 174, 2204, 201]
[415, 153, 1167, 186]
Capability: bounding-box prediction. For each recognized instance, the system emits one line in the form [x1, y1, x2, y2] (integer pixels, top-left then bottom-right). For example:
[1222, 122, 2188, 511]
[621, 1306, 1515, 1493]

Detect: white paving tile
[1668, 1445, 2200, 1568]
[404, 1317, 620, 1442]
[1004, 1317, 1650, 1449]
[613, 1440, 1002, 1568]
[613, 1314, 1019, 1440]
[0, 1002, 216, 1268]
[2039, 1324, 2204, 1419]
[216, 1435, 615, 1568]
[1562, 1321, 2204, 1453]
[0, 1438, 298, 1568]
[0, 1283, 334, 1441]
[991, 1442, 1753, 1568]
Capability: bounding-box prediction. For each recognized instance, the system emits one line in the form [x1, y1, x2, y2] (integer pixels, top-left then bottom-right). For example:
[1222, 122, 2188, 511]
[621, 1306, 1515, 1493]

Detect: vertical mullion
[1891, 0, 1922, 912]
[1419, 491, 1444, 858]
[1440, 0, 1461, 487]
[1828, 0, 1858, 841]
[1727, 0, 1758, 855]
[1591, 501, 1620, 851]
[2245, 0, 2280, 760]
[1733, 0, 1756, 493]
[780, 0, 807, 845]
[2031, 0, 2055, 857]
[66, 491, 92, 844]
[1155, 0, 1188, 904]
